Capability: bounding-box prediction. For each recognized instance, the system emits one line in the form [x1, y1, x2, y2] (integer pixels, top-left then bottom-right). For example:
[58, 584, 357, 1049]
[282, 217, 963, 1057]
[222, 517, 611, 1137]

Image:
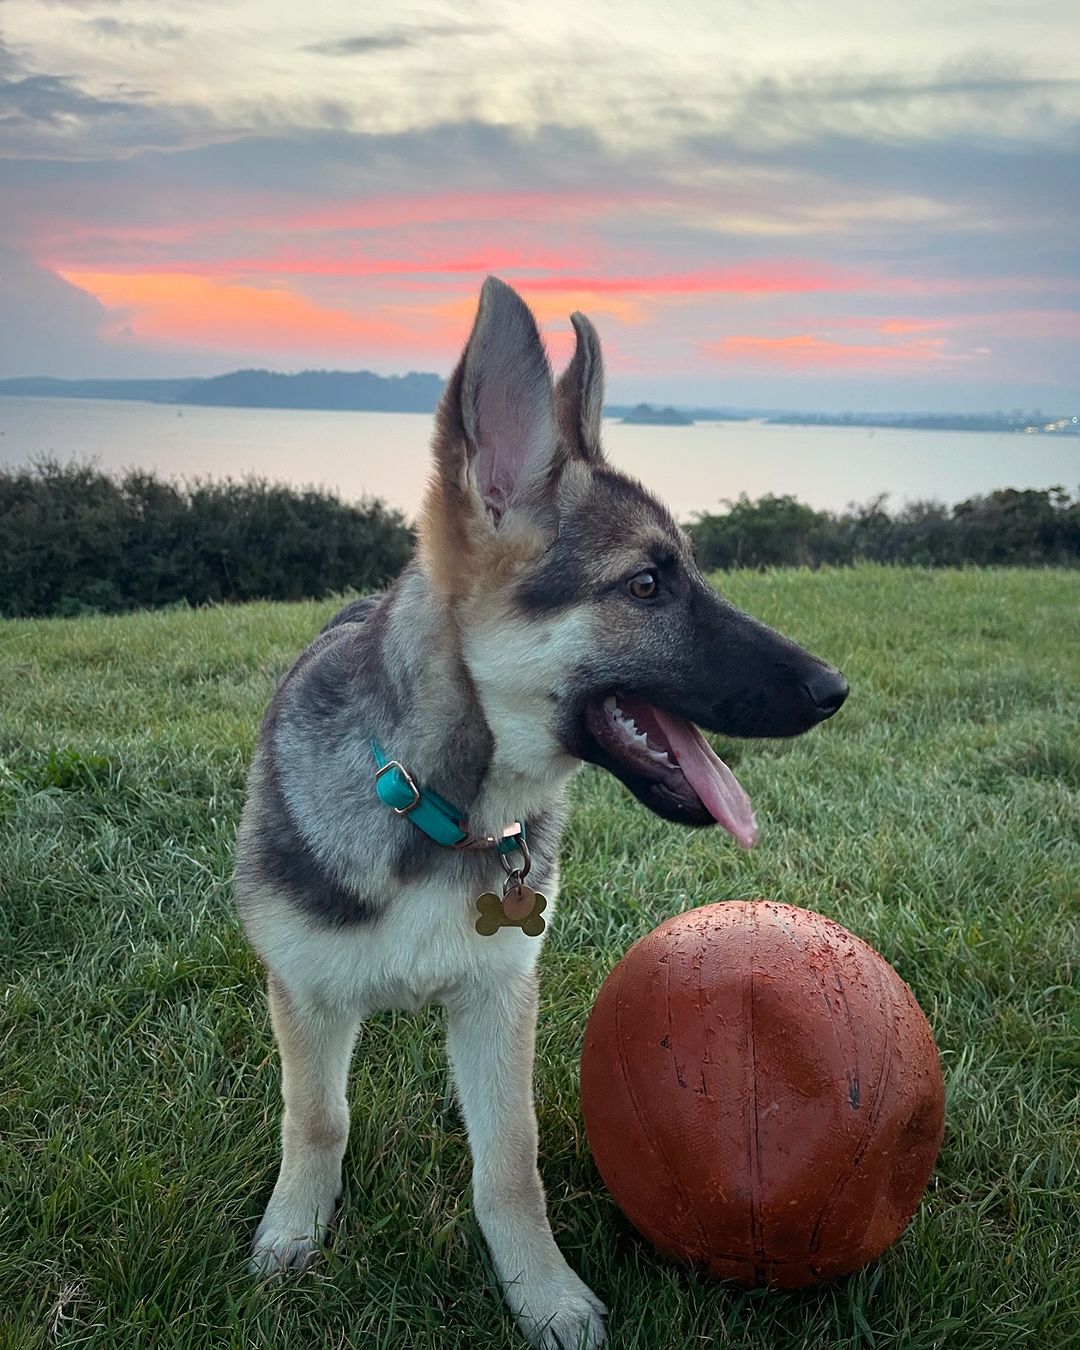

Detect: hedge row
[1, 464, 1076, 618]
[0, 461, 412, 618]
[687, 488, 1080, 570]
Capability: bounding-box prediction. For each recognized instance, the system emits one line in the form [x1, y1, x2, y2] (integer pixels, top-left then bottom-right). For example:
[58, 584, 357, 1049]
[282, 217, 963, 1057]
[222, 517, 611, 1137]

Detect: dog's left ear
[434, 276, 559, 526]
[555, 311, 605, 464]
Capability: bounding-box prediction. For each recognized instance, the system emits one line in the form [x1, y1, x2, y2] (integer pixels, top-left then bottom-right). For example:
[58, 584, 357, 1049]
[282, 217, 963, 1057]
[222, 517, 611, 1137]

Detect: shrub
[0, 461, 413, 618]
[2, 464, 1076, 619]
[689, 488, 1079, 572]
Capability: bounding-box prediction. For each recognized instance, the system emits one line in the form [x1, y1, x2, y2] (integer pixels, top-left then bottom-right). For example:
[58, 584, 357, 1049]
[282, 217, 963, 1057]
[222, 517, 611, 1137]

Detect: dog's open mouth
[583, 693, 758, 848]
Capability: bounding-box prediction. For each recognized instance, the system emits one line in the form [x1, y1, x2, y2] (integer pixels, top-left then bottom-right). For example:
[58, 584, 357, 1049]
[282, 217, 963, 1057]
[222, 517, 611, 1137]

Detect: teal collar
[371, 739, 525, 855]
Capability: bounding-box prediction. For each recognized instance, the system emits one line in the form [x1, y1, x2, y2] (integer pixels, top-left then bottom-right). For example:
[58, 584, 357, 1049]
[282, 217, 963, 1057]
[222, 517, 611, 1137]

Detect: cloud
[0, 72, 144, 125]
[56, 268, 464, 359]
[0, 244, 114, 375]
[51, 238, 600, 279]
[0, 66, 214, 160]
[30, 0, 204, 7]
[721, 62, 1080, 148]
[305, 34, 414, 57]
[84, 18, 186, 45]
[508, 264, 869, 296]
[1, 6, 1077, 405]
[704, 332, 979, 370]
[304, 25, 488, 58]
[0, 39, 19, 79]
[7, 120, 612, 193]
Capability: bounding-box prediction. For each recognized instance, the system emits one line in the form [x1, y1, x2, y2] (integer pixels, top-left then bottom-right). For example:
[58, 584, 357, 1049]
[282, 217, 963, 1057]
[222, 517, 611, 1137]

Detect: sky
[1, 1, 1079, 411]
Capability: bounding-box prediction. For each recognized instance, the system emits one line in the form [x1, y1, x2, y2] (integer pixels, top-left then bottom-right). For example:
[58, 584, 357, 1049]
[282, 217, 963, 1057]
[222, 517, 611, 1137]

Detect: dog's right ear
[555, 311, 605, 464]
[431, 277, 559, 528]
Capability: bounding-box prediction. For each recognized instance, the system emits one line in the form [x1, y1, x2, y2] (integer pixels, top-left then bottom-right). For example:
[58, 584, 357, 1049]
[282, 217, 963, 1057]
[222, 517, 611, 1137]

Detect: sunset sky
[1, 0, 1078, 410]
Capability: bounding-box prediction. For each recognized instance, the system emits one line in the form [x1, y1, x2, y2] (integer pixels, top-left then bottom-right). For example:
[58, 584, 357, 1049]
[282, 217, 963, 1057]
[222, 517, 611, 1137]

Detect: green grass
[1, 566, 1077, 1350]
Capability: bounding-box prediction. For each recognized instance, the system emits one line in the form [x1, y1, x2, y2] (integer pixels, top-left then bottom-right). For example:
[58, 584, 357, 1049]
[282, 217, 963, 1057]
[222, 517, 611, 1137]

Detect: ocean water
[1, 395, 1076, 521]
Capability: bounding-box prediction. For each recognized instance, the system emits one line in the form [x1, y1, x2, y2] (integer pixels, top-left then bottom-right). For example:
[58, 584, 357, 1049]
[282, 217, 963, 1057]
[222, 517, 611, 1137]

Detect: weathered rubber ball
[580, 901, 944, 1287]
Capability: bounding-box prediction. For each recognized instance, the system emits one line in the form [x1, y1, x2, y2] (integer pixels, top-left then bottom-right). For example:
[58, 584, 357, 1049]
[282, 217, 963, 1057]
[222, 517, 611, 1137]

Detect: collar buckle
[375, 759, 421, 815]
[371, 738, 524, 853]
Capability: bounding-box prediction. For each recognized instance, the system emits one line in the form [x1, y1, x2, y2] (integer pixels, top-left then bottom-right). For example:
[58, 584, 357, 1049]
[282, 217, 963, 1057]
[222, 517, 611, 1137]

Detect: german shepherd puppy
[235, 278, 847, 1348]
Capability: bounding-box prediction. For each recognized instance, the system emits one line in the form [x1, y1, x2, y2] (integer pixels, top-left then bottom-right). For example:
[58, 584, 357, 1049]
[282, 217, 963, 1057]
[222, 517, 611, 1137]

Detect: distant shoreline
[619, 403, 694, 426]
[0, 377, 1077, 436]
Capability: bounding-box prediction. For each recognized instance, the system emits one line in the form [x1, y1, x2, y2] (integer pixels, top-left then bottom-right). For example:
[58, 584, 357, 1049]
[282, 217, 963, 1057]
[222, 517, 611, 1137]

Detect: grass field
[1, 566, 1077, 1350]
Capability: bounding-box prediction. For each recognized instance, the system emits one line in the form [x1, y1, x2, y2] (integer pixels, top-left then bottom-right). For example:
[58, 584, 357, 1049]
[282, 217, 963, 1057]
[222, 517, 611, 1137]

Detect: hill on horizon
[0, 373, 1075, 435]
[0, 368, 445, 414]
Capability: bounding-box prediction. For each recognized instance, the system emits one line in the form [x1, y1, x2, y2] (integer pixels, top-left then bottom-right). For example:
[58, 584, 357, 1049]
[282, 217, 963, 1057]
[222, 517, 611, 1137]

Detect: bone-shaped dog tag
[474, 882, 547, 937]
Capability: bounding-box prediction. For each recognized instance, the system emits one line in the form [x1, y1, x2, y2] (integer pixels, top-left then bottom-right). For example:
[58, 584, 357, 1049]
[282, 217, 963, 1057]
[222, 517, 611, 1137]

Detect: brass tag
[502, 879, 536, 922]
[474, 887, 547, 937]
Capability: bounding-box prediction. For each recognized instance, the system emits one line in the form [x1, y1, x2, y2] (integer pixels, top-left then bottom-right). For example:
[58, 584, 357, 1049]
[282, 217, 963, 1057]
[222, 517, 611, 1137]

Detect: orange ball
[580, 901, 945, 1288]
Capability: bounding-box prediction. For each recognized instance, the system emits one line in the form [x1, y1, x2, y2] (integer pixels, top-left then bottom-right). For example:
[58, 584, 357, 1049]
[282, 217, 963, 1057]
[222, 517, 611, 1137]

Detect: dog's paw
[249, 1204, 327, 1278]
[248, 1169, 342, 1280]
[249, 1230, 318, 1277]
[507, 1268, 607, 1349]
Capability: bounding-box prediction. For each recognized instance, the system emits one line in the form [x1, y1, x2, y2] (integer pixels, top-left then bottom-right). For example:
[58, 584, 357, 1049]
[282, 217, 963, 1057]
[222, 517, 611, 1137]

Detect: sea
[0, 395, 1076, 521]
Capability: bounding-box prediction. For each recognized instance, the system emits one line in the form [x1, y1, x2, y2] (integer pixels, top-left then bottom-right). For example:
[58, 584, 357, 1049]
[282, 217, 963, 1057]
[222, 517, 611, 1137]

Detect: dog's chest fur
[234, 576, 581, 1016]
[243, 871, 559, 1015]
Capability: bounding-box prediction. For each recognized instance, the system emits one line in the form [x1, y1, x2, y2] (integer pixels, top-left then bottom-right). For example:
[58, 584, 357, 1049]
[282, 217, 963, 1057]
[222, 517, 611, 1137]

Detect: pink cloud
[47, 243, 596, 280]
[57, 270, 464, 356]
[506, 264, 869, 296]
[23, 189, 637, 266]
[704, 332, 969, 370]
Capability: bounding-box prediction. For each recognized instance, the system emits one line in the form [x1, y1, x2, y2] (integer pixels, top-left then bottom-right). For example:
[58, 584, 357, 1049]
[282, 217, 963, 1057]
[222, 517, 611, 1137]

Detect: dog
[234, 277, 848, 1348]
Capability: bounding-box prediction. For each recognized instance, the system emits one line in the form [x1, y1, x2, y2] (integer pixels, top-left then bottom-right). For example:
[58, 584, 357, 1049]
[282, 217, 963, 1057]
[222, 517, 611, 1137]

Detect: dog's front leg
[446, 972, 606, 1349]
[250, 976, 361, 1276]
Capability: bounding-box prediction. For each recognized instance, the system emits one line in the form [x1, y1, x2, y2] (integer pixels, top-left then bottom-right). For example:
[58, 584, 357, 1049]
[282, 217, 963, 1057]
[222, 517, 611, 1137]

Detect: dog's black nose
[803, 665, 848, 719]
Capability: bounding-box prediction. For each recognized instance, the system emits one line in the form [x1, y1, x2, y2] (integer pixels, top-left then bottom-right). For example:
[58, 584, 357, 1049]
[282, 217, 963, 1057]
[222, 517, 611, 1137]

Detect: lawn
[0, 567, 1077, 1350]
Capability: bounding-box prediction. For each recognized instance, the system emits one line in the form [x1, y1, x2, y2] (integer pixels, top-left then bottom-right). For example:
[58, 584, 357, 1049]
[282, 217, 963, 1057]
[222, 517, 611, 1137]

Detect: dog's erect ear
[434, 276, 559, 525]
[555, 310, 605, 464]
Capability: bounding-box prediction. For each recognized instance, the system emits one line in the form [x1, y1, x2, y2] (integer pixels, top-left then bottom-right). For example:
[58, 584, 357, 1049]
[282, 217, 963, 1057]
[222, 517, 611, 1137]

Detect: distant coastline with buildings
[0, 373, 1076, 436]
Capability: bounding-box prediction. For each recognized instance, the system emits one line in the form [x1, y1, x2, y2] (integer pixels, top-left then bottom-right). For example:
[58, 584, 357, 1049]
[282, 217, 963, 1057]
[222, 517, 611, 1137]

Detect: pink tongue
[651, 707, 758, 849]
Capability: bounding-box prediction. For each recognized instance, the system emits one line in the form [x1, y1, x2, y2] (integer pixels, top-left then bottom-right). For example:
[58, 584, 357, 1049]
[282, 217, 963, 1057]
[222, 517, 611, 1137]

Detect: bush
[689, 488, 1080, 571]
[0, 461, 413, 618]
[2, 465, 1076, 619]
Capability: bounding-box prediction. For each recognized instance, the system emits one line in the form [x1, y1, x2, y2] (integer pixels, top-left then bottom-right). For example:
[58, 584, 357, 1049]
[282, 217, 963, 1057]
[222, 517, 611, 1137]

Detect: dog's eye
[628, 571, 658, 600]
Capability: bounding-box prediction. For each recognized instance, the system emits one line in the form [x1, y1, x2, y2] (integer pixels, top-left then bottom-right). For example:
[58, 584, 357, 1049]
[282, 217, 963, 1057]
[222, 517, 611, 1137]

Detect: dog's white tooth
[603, 696, 617, 714]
